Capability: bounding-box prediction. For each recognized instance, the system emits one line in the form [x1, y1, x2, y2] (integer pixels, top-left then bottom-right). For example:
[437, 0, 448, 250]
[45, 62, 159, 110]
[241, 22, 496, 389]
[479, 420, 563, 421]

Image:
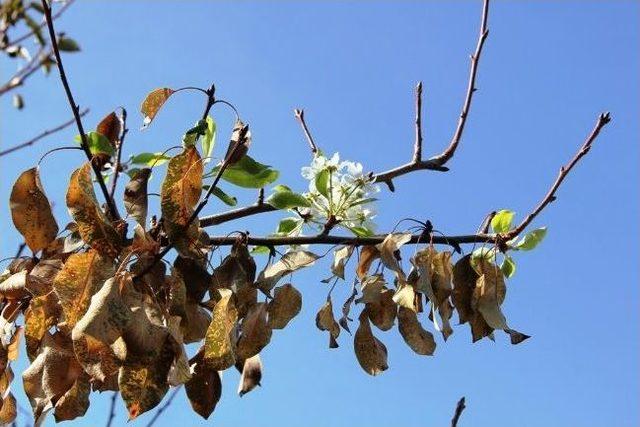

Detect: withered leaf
[141, 87, 175, 128]
[315, 297, 340, 348]
[267, 283, 302, 329]
[167, 316, 191, 386]
[161, 146, 205, 259]
[53, 373, 90, 422]
[183, 302, 211, 344]
[10, 167, 59, 253]
[236, 354, 262, 397]
[331, 246, 353, 279]
[473, 260, 507, 330]
[354, 310, 388, 376]
[398, 306, 436, 355]
[124, 168, 150, 226]
[0, 392, 17, 424]
[256, 250, 318, 292]
[358, 275, 386, 304]
[96, 111, 121, 147]
[185, 350, 222, 419]
[375, 233, 412, 279]
[66, 163, 123, 258]
[174, 256, 211, 303]
[0, 270, 28, 299]
[204, 289, 238, 370]
[26, 258, 63, 297]
[224, 119, 251, 165]
[339, 283, 358, 333]
[72, 277, 131, 381]
[211, 242, 256, 291]
[366, 287, 397, 331]
[452, 254, 477, 325]
[53, 250, 114, 330]
[392, 282, 416, 312]
[236, 303, 272, 360]
[357, 245, 380, 280]
[24, 292, 61, 361]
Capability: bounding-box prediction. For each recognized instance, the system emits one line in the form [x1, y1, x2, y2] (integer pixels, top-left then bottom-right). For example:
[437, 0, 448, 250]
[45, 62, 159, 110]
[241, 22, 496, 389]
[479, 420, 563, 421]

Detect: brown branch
[294, 108, 318, 155]
[0, 47, 49, 97]
[507, 112, 611, 238]
[451, 397, 467, 427]
[105, 392, 117, 427]
[209, 232, 490, 249]
[429, 0, 490, 167]
[109, 109, 128, 199]
[145, 387, 180, 427]
[0, 108, 89, 157]
[412, 81, 424, 162]
[40, 0, 120, 221]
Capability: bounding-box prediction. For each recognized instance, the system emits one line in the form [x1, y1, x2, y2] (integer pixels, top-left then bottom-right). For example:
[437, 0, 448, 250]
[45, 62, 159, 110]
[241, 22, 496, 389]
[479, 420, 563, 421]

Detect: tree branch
[451, 397, 466, 427]
[294, 108, 318, 155]
[0, 108, 88, 157]
[429, 0, 490, 167]
[0, 47, 50, 97]
[105, 392, 117, 427]
[507, 112, 611, 238]
[40, 0, 121, 221]
[413, 81, 424, 162]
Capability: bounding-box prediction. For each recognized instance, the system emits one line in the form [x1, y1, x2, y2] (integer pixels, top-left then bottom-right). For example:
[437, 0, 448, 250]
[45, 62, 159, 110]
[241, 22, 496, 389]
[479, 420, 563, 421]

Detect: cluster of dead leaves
[313, 233, 529, 377]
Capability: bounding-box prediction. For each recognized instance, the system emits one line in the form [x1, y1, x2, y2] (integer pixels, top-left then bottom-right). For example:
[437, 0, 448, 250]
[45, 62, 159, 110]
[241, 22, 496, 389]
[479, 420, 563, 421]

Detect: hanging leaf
[74, 132, 114, 156]
[210, 155, 279, 189]
[10, 167, 59, 253]
[237, 354, 262, 397]
[66, 163, 123, 258]
[501, 255, 516, 278]
[392, 283, 416, 312]
[209, 186, 237, 206]
[315, 168, 330, 198]
[0, 392, 17, 424]
[96, 112, 121, 148]
[124, 168, 150, 226]
[202, 116, 216, 160]
[141, 87, 175, 128]
[357, 275, 386, 304]
[256, 250, 318, 292]
[57, 35, 80, 51]
[397, 306, 436, 355]
[236, 303, 272, 360]
[357, 246, 380, 280]
[24, 292, 61, 361]
[276, 217, 302, 235]
[204, 289, 238, 370]
[331, 246, 354, 279]
[223, 119, 251, 165]
[26, 258, 63, 297]
[315, 297, 340, 348]
[375, 233, 412, 279]
[182, 119, 208, 148]
[366, 287, 397, 331]
[452, 255, 494, 342]
[161, 146, 205, 259]
[490, 209, 515, 234]
[339, 283, 358, 333]
[185, 350, 222, 419]
[353, 310, 388, 376]
[267, 284, 302, 329]
[53, 373, 91, 422]
[53, 250, 114, 330]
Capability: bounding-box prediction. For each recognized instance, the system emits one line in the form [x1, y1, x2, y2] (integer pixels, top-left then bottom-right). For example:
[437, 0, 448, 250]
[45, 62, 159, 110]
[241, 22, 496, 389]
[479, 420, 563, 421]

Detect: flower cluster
[297, 152, 380, 236]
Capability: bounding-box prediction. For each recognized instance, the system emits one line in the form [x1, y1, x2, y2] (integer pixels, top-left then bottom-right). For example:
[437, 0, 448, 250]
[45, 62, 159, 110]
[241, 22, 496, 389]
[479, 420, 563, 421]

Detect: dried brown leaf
[141, 87, 175, 128]
[267, 283, 302, 329]
[96, 111, 121, 147]
[315, 297, 340, 348]
[204, 288, 238, 370]
[124, 168, 150, 226]
[236, 303, 272, 360]
[357, 245, 380, 280]
[185, 350, 222, 419]
[397, 306, 436, 355]
[256, 250, 318, 293]
[354, 310, 388, 376]
[366, 287, 397, 331]
[236, 354, 262, 396]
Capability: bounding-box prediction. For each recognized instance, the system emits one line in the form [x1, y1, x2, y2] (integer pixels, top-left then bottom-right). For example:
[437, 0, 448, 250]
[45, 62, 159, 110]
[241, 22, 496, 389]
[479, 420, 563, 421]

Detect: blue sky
[1, 1, 638, 426]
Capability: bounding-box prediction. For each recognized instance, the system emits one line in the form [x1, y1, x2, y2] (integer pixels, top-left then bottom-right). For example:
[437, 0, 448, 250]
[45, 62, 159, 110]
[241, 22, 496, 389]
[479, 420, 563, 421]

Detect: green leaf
[57, 36, 80, 52]
[202, 186, 236, 206]
[273, 184, 292, 193]
[346, 226, 374, 237]
[131, 152, 170, 167]
[74, 132, 114, 156]
[491, 210, 515, 234]
[276, 217, 302, 235]
[266, 191, 310, 210]
[251, 246, 271, 255]
[501, 255, 516, 278]
[126, 168, 142, 178]
[201, 116, 216, 160]
[471, 247, 496, 268]
[348, 197, 377, 208]
[514, 227, 547, 251]
[182, 120, 208, 147]
[315, 168, 330, 197]
[210, 155, 279, 189]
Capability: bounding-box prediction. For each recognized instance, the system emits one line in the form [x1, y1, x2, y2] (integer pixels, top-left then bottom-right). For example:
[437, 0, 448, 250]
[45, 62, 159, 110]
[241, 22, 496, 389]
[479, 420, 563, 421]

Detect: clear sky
[1, 1, 638, 426]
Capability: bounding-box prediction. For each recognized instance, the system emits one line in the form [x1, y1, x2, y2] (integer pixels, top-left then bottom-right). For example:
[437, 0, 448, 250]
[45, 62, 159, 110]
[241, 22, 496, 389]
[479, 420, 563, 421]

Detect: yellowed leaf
[66, 163, 123, 258]
[24, 292, 61, 361]
[204, 289, 238, 370]
[10, 167, 58, 253]
[53, 372, 90, 422]
[141, 87, 175, 128]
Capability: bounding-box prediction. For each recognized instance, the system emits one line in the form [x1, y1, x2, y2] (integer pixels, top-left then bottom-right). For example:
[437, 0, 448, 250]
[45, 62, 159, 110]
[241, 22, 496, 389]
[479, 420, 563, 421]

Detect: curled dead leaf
[267, 283, 302, 329]
[315, 297, 340, 348]
[236, 354, 262, 397]
[124, 168, 150, 226]
[354, 310, 388, 376]
[397, 306, 436, 355]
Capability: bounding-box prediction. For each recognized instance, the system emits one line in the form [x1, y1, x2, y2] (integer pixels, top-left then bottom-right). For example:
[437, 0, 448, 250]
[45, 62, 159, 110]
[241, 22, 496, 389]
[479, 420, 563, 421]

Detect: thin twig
[0, 108, 89, 157]
[40, 0, 121, 220]
[294, 108, 318, 155]
[109, 109, 128, 198]
[0, 47, 50, 96]
[105, 392, 117, 427]
[429, 0, 490, 167]
[145, 387, 180, 427]
[412, 81, 424, 162]
[507, 112, 611, 238]
[451, 397, 466, 427]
